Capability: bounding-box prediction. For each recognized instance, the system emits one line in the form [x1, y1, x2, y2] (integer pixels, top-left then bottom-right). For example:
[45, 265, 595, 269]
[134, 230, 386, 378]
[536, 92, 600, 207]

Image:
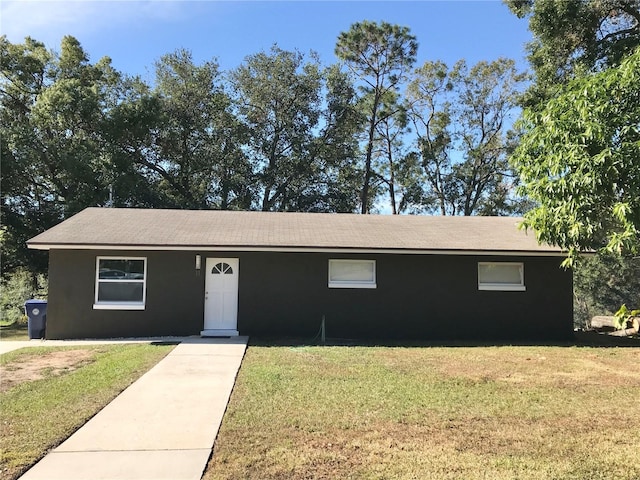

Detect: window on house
[94, 257, 147, 309]
[328, 259, 376, 288]
[478, 262, 525, 291]
[212, 262, 233, 274]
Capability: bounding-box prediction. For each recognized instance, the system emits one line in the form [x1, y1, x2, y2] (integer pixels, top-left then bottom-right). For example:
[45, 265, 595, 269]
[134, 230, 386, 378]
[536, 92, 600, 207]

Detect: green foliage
[1, 36, 362, 273]
[508, 2, 640, 330]
[1, 35, 122, 273]
[406, 58, 528, 215]
[370, 92, 412, 214]
[138, 49, 253, 209]
[231, 46, 362, 212]
[336, 21, 418, 213]
[614, 304, 640, 330]
[512, 47, 640, 261]
[505, 0, 640, 106]
[573, 253, 640, 329]
[1, 29, 531, 277]
[0, 269, 48, 326]
[318, 64, 364, 213]
[231, 46, 322, 211]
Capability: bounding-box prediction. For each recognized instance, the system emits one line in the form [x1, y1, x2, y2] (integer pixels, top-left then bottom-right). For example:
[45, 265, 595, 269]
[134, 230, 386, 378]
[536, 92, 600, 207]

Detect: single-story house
[27, 208, 573, 341]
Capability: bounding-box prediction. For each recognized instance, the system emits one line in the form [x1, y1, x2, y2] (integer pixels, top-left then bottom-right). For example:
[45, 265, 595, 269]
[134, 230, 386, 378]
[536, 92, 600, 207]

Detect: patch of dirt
[0, 349, 96, 393]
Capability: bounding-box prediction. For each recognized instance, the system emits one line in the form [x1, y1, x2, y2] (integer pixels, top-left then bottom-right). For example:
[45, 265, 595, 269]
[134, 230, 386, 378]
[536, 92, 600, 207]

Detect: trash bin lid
[24, 299, 47, 306]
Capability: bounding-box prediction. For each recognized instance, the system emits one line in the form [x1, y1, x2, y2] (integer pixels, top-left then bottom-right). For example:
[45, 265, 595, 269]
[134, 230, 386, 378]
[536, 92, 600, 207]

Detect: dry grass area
[0, 349, 95, 392]
[205, 345, 640, 480]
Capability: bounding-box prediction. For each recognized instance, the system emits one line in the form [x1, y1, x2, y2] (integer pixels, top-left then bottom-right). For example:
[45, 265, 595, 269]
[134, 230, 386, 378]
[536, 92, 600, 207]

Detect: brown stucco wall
[238, 252, 572, 340]
[45, 249, 573, 340]
[46, 249, 205, 338]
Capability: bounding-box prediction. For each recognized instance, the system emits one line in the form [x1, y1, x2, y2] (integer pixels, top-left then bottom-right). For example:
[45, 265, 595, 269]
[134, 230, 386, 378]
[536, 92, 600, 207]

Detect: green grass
[0, 324, 29, 341]
[205, 345, 640, 480]
[0, 344, 174, 480]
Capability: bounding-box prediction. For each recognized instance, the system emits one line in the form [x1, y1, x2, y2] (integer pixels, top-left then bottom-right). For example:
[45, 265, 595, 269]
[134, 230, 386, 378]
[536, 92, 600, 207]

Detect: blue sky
[2, 1, 533, 81]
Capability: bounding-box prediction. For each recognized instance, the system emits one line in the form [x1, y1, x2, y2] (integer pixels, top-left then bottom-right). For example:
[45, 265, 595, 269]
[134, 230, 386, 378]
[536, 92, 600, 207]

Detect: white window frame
[478, 262, 525, 291]
[94, 256, 147, 310]
[328, 259, 377, 289]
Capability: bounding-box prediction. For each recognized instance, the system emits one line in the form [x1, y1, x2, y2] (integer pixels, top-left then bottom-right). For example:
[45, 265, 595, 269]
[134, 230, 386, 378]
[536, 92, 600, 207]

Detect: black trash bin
[24, 300, 47, 339]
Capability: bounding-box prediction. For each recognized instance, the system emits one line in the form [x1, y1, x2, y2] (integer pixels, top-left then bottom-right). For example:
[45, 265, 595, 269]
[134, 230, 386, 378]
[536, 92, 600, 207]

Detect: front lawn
[205, 344, 640, 480]
[0, 344, 174, 480]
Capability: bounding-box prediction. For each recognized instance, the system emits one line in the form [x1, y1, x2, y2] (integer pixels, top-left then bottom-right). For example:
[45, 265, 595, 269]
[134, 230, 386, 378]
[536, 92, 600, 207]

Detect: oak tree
[407, 58, 527, 215]
[506, 0, 640, 105]
[1, 35, 120, 271]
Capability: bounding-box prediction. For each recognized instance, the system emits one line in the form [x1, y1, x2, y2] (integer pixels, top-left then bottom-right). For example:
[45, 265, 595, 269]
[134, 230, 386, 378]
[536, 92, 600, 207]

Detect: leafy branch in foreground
[614, 304, 640, 331]
[511, 47, 640, 266]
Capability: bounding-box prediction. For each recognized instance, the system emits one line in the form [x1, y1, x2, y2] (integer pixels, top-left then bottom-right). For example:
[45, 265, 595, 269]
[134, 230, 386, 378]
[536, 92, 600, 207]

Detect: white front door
[202, 258, 239, 336]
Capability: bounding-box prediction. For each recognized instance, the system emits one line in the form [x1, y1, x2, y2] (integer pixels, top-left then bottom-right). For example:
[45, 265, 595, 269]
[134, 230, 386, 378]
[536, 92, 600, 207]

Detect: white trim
[328, 259, 377, 289]
[478, 285, 526, 292]
[95, 256, 147, 309]
[93, 303, 145, 310]
[328, 283, 377, 289]
[28, 243, 568, 257]
[478, 262, 525, 292]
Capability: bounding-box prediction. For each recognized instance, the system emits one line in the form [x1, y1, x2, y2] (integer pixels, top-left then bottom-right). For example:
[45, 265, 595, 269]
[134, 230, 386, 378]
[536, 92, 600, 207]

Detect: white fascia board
[28, 243, 568, 257]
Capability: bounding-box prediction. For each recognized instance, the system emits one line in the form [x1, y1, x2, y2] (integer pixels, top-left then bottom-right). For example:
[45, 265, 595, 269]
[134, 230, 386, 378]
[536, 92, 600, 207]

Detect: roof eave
[27, 242, 567, 257]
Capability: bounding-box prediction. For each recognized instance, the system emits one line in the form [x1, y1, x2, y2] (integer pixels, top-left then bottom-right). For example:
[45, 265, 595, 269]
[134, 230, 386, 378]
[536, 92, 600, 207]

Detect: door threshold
[201, 329, 239, 337]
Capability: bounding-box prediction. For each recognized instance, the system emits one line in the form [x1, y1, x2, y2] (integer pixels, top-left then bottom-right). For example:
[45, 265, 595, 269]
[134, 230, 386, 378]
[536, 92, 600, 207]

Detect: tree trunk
[360, 93, 381, 214]
[387, 136, 397, 215]
[361, 123, 376, 214]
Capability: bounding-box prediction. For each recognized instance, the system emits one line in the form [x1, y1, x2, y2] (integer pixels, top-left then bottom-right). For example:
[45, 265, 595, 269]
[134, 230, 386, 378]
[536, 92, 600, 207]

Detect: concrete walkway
[16, 336, 248, 480]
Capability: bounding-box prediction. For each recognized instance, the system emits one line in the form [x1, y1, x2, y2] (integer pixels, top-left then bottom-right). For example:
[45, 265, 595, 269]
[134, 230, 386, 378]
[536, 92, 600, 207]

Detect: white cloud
[1, 0, 188, 44]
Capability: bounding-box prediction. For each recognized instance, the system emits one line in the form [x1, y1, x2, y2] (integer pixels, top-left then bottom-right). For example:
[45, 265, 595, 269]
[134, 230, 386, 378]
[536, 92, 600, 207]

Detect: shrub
[574, 254, 640, 329]
[0, 269, 48, 326]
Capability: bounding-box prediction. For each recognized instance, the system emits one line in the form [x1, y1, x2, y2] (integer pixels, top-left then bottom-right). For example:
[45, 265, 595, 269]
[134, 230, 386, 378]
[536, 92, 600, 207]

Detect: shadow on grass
[0, 324, 29, 341]
[249, 331, 640, 348]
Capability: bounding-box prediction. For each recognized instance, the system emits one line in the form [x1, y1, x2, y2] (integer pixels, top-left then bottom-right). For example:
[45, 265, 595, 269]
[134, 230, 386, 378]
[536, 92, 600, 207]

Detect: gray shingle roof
[27, 207, 562, 254]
